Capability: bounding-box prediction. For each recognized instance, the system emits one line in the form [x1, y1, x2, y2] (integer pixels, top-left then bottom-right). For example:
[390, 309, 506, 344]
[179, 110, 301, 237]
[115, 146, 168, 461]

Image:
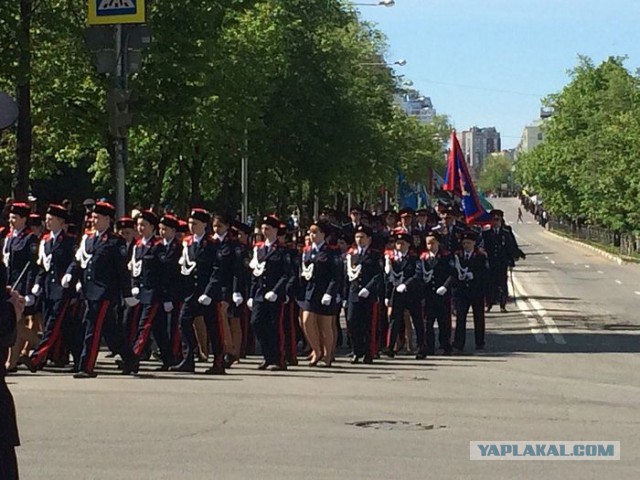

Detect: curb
[543, 229, 625, 265]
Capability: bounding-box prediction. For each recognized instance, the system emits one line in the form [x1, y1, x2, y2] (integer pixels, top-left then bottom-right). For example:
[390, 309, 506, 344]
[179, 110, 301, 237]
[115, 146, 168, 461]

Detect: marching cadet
[228, 220, 252, 363]
[415, 230, 454, 356]
[482, 209, 520, 313]
[156, 214, 183, 369]
[121, 210, 171, 375]
[247, 216, 291, 371]
[20, 205, 81, 372]
[170, 209, 226, 374]
[341, 206, 362, 244]
[116, 217, 136, 259]
[210, 213, 244, 370]
[277, 222, 299, 366]
[383, 231, 423, 358]
[113, 216, 136, 358]
[452, 231, 489, 352]
[63, 201, 137, 378]
[344, 225, 382, 364]
[298, 220, 342, 367]
[3, 202, 39, 372]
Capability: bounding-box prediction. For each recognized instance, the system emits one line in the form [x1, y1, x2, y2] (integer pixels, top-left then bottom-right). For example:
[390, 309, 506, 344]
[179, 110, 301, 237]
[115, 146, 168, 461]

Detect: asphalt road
[9, 197, 640, 479]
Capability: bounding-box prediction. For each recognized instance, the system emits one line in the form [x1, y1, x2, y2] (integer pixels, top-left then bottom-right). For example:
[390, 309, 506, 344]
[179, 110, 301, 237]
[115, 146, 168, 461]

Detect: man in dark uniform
[64, 202, 137, 378]
[3, 202, 39, 372]
[20, 204, 81, 372]
[415, 230, 454, 356]
[452, 231, 489, 352]
[341, 207, 362, 244]
[248, 216, 292, 371]
[482, 209, 520, 312]
[171, 209, 226, 374]
[383, 231, 423, 358]
[344, 225, 383, 364]
[1, 271, 23, 480]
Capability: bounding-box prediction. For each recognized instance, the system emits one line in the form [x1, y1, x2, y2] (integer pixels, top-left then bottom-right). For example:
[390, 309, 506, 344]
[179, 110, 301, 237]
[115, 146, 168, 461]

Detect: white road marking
[550, 260, 556, 265]
[615, 280, 623, 285]
[635, 291, 640, 296]
[597, 270, 604, 274]
[512, 272, 566, 345]
[585, 265, 591, 268]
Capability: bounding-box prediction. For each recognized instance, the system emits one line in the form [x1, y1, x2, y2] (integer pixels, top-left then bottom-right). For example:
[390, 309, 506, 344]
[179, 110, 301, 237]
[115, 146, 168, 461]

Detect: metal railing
[549, 218, 640, 257]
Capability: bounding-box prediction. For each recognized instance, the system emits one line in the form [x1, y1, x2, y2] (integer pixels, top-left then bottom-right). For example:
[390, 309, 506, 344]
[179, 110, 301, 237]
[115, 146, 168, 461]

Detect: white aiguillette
[179, 240, 196, 276]
[346, 254, 362, 282]
[75, 234, 94, 269]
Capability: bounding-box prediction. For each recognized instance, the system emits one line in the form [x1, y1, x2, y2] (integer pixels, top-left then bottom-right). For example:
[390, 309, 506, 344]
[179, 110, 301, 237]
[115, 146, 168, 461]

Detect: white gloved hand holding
[163, 302, 174, 313]
[265, 291, 278, 303]
[198, 294, 212, 306]
[396, 284, 407, 293]
[342, 300, 347, 308]
[465, 272, 474, 281]
[358, 288, 370, 299]
[436, 286, 447, 296]
[75, 281, 82, 293]
[24, 295, 35, 307]
[384, 298, 390, 307]
[124, 297, 139, 307]
[61, 273, 72, 289]
[321, 294, 332, 306]
[31, 284, 42, 297]
[131, 287, 140, 297]
[247, 298, 254, 310]
[232, 292, 244, 306]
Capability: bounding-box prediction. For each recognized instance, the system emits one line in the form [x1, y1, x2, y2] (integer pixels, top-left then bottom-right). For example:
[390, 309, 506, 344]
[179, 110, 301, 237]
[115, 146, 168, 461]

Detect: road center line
[615, 280, 623, 285]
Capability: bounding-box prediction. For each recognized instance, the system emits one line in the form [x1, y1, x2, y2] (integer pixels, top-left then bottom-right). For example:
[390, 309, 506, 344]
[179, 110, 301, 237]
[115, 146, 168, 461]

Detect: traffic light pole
[114, 24, 128, 218]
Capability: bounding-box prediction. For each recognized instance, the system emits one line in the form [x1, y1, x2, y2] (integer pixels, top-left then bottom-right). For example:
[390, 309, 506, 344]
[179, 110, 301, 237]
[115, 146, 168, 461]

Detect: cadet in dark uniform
[21, 205, 80, 372]
[298, 220, 342, 367]
[344, 225, 383, 364]
[383, 231, 423, 358]
[3, 202, 39, 372]
[452, 231, 489, 352]
[64, 202, 136, 378]
[248, 216, 291, 371]
[277, 222, 300, 366]
[171, 209, 226, 374]
[230, 220, 252, 361]
[415, 231, 454, 356]
[482, 209, 519, 312]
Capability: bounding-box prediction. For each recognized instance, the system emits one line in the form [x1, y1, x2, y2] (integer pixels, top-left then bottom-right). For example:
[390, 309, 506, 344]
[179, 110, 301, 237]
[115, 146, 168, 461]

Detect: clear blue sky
[357, 0, 640, 149]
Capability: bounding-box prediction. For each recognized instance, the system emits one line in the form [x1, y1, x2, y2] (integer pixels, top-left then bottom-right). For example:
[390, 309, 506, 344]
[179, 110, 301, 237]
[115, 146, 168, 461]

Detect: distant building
[457, 127, 501, 177]
[517, 121, 544, 155]
[394, 90, 436, 124]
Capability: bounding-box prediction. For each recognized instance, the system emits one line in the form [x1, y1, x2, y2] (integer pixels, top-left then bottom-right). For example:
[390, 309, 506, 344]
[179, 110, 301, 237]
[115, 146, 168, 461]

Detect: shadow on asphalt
[486, 332, 640, 353]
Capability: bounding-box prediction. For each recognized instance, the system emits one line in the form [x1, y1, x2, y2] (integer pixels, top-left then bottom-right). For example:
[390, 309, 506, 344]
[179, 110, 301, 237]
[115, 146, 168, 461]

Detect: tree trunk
[190, 146, 203, 206]
[13, 0, 33, 201]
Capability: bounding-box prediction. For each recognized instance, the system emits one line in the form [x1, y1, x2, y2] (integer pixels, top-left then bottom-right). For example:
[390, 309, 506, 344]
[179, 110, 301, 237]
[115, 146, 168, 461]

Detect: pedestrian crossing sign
[88, 0, 146, 25]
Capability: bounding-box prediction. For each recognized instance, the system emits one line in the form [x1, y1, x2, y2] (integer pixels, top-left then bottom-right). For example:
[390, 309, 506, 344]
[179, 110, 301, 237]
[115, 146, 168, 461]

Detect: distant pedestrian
[517, 207, 523, 223]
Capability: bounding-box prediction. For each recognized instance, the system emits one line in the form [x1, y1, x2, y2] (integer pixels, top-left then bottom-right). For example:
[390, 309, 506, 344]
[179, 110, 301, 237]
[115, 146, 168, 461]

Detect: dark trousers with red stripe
[30, 297, 79, 368]
[170, 304, 183, 364]
[387, 299, 424, 354]
[347, 299, 379, 359]
[251, 300, 285, 366]
[130, 302, 167, 361]
[453, 292, 485, 350]
[79, 299, 124, 373]
[178, 299, 224, 368]
[283, 301, 299, 362]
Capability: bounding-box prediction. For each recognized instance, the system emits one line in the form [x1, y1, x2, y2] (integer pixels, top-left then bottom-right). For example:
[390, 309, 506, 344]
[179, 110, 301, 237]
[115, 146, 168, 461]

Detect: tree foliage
[1, 0, 444, 219]
[515, 56, 640, 232]
[477, 153, 512, 193]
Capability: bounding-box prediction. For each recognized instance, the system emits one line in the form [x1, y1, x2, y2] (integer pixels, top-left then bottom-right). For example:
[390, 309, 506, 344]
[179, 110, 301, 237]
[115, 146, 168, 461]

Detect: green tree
[478, 153, 513, 193]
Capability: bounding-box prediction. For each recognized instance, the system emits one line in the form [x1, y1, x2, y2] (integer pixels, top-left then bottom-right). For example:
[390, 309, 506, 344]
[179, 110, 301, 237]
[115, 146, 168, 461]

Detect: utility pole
[241, 125, 248, 222]
[114, 24, 128, 217]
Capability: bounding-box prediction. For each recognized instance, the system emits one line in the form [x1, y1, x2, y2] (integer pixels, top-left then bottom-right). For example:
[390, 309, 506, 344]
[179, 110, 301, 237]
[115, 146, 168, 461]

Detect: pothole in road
[347, 420, 446, 431]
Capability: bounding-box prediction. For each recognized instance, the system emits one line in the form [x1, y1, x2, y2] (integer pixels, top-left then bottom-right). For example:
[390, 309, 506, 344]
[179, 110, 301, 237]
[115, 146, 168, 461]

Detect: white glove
[198, 294, 212, 306]
[285, 296, 290, 304]
[232, 292, 243, 306]
[384, 298, 390, 307]
[61, 273, 72, 288]
[163, 302, 174, 313]
[265, 291, 278, 303]
[321, 294, 332, 306]
[247, 298, 254, 310]
[358, 288, 370, 299]
[396, 284, 407, 293]
[124, 297, 139, 307]
[75, 281, 82, 293]
[31, 284, 42, 296]
[131, 287, 140, 297]
[342, 300, 347, 308]
[465, 272, 474, 281]
[436, 286, 447, 296]
[24, 295, 35, 307]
